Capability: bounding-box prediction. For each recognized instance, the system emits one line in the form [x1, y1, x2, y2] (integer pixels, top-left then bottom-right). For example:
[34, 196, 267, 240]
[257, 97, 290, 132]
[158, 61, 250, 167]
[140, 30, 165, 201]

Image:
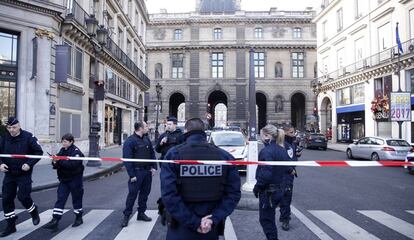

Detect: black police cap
[167, 116, 178, 123]
[6, 117, 19, 126]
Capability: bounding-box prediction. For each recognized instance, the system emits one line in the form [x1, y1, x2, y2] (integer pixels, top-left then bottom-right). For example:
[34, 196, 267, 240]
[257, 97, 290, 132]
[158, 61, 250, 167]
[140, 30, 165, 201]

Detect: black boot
[43, 218, 59, 231]
[30, 206, 40, 226]
[0, 217, 17, 237]
[282, 219, 290, 231]
[137, 212, 152, 222]
[72, 213, 83, 227]
[121, 215, 129, 228]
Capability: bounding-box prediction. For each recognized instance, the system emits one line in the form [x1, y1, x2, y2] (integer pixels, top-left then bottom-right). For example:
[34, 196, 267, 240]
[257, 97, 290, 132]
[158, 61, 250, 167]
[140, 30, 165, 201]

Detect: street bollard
[242, 140, 258, 191]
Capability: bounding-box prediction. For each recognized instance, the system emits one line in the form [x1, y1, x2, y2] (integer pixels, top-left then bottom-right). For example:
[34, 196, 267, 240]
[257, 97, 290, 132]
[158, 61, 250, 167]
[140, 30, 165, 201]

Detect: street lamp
[154, 83, 163, 140]
[86, 14, 108, 167]
[312, 80, 322, 133]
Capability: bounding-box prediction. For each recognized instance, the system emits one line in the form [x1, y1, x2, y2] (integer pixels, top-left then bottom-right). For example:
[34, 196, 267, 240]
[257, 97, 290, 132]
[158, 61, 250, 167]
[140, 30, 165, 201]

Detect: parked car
[302, 133, 328, 150]
[208, 131, 247, 172]
[405, 151, 414, 174]
[346, 137, 413, 161]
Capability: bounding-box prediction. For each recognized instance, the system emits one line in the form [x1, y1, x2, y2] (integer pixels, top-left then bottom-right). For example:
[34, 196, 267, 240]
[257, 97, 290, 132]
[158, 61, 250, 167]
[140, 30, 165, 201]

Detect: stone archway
[291, 92, 306, 130]
[208, 90, 228, 128]
[256, 92, 267, 131]
[169, 92, 185, 119]
[320, 97, 332, 133]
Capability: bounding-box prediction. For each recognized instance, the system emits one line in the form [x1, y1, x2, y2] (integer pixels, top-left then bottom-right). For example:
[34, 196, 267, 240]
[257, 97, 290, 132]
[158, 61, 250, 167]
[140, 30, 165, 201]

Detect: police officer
[0, 117, 43, 237]
[155, 116, 183, 160]
[43, 133, 85, 231]
[121, 121, 157, 227]
[279, 125, 302, 231]
[253, 125, 293, 240]
[160, 118, 241, 240]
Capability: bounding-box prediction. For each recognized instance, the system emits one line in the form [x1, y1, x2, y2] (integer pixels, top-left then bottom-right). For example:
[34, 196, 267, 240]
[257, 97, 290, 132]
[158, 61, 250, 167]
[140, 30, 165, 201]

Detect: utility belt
[157, 198, 225, 235]
[134, 165, 153, 171]
[265, 183, 283, 193]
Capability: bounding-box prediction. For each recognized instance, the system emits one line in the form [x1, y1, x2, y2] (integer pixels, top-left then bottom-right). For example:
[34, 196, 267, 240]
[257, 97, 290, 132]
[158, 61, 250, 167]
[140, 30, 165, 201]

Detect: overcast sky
[145, 0, 320, 14]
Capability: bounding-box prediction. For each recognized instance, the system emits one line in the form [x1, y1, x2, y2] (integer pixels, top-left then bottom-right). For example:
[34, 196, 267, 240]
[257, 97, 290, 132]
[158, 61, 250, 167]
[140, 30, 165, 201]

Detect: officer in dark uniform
[279, 125, 302, 231]
[155, 116, 183, 160]
[43, 133, 85, 231]
[0, 117, 43, 237]
[253, 125, 293, 240]
[160, 118, 241, 240]
[121, 121, 157, 227]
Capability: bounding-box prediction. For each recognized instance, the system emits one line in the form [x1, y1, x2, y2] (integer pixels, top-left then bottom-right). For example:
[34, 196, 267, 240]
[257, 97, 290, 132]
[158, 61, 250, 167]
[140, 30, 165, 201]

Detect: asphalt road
[0, 149, 413, 240]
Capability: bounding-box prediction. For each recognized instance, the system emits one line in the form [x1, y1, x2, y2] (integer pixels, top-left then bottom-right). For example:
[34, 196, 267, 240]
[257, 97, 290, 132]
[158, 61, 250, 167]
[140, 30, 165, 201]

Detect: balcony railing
[319, 38, 414, 84]
[64, 0, 150, 88]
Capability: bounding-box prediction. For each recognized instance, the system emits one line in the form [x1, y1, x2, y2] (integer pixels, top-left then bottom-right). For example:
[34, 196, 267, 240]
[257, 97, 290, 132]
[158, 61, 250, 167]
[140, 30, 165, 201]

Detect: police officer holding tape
[121, 121, 157, 227]
[253, 125, 293, 240]
[160, 118, 241, 240]
[0, 117, 43, 237]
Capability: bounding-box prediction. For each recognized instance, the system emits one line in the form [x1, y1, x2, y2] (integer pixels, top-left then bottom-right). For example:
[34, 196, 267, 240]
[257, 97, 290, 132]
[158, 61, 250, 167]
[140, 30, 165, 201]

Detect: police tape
[0, 154, 413, 167]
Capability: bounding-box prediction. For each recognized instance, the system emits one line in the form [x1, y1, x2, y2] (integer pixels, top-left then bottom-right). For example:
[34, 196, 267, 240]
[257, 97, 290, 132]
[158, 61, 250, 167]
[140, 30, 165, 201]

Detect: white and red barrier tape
[0, 154, 412, 167]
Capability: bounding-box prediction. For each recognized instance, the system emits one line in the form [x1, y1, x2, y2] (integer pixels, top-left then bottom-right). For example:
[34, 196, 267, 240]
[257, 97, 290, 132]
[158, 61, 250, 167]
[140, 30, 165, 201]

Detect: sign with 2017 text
[390, 92, 411, 121]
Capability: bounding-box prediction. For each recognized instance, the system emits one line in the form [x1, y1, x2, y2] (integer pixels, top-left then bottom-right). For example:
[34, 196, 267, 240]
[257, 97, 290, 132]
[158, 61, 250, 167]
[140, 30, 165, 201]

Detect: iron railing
[319, 38, 414, 84]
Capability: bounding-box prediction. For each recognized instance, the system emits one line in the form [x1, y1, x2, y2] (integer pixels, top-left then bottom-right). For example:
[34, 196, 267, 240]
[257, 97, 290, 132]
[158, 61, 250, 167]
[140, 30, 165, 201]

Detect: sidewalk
[327, 142, 348, 152]
[0, 146, 124, 197]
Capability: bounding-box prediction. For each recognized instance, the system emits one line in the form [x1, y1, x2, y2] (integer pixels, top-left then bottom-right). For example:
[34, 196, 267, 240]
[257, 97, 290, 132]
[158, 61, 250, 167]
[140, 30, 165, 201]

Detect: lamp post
[86, 15, 108, 167]
[154, 83, 163, 141]
[312, 80, 322, 133]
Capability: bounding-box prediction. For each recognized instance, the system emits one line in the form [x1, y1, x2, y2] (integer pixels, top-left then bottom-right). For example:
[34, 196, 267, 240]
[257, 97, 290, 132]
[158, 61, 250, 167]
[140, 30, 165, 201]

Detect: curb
[327, 147, 346, 153]
[0, 163, 123, 198]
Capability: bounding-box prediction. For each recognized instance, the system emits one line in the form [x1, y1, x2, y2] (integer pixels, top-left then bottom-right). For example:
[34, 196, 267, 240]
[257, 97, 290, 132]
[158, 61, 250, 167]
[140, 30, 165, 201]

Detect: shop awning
[336, 104, 365, 114]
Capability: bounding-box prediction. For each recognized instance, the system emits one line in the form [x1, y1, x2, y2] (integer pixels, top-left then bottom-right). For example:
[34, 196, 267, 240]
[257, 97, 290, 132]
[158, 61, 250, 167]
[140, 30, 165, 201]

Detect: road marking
[291, 206, 333, 240]
[309, 210, 380, 240]
[0, 209, 25, 222]
[359, 210, 414, 239]
[2, 209, 68, 240]
[51, 210, 113, 240]
[407, 211, 414, 215]
[224, 217, 237, 240]
[114, 210, 158, 240]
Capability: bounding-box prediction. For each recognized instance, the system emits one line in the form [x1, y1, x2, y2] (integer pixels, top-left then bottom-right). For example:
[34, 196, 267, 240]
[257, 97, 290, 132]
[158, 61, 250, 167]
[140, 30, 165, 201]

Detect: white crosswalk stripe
[0, 210, 25, 222]
[1, 208, 413, 239]
[358, 210, 414, 239]
[309, 210, 381, 240]
[114, 210, 158, 240]
[51, 209, 113, 240]
[2, 209, 69, 240]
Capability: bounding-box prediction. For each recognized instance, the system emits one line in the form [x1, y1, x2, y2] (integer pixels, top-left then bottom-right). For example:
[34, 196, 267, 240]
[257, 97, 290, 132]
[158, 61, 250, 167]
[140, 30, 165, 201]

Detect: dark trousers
[279, 176, 294, 222]
[166, 225, 220, 240]
[123, 169, 152, 216]
[2, 174, 34, 219]
[259, 189, 284, 240]
[52, 174, 84, 219]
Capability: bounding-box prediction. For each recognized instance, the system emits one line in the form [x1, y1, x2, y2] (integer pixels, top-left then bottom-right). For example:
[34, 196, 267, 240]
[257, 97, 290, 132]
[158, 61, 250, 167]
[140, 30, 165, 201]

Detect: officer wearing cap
[155, 116, 183, 160]
[279, 125, 302, 231]
[121, 121, 157, 227]
[253, 125, 293, 240]
[160, 118, 241, 240]
[0, 117, 43, 237]
[43, 133, 85, 231]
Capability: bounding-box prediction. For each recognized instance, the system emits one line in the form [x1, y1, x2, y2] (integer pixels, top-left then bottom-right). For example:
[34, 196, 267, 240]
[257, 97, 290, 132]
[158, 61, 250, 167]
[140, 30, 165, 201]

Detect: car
[346, 137, 413, 161]
[302, 133, 328, 150]
[207, 131, 248, 172]
[405, 151, 414, 174]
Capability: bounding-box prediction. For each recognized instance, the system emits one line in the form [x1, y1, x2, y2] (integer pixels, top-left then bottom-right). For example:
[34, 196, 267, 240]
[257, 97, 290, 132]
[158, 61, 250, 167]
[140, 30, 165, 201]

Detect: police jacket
[255, 140, 293, 189]
[161, 130, 241, 231]
[123, 133, 156, 178]
[0, 130, 43, 175]
[52, 144, 85, 181]
[155, 128, 183, 159]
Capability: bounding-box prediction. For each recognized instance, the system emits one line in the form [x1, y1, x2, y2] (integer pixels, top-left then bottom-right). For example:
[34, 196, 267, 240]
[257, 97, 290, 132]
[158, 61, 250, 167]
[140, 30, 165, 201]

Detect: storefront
[104, 105, 122, 146]
[336, 105, 365, 143]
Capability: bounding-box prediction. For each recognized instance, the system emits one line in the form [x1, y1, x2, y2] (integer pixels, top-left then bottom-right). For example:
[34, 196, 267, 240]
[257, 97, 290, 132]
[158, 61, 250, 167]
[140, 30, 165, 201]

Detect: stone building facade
[147, 0, 317, 131]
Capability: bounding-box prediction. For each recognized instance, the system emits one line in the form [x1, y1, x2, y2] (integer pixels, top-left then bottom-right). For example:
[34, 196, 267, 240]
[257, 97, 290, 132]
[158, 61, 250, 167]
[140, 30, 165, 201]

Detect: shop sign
[390, 92, 411, 122]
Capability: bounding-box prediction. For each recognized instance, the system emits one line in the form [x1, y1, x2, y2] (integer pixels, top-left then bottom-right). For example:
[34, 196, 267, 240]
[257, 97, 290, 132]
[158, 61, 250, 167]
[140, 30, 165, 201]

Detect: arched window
[275, 62, 283, 78]
[155, 63, 163, 79]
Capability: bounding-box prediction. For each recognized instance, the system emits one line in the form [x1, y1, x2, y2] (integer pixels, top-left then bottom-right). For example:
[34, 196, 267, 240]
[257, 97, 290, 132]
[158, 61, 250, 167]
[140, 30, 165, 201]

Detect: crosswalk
[0, 208, 413, 240]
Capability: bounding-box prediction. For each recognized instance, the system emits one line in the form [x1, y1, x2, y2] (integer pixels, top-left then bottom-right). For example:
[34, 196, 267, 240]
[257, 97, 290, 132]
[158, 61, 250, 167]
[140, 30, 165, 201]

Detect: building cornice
[149, 18, 314, 26]
[349, 24, 367, 36]
[371, 7, 395, 22]
[399, 0, 412, 4]
[146, 44, 316, 51]
[332, 36, 347, 46]
[0, 0, 64, 17]
[313, 0, 340, 23]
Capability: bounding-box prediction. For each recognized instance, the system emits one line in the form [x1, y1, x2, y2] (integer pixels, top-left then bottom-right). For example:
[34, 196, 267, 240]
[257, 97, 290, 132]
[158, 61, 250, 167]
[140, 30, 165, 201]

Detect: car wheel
[346, 149, 353, 159]
[408, 166, 414, 175]
[322, 147, 327, 151]
[371, 152, 380, 161]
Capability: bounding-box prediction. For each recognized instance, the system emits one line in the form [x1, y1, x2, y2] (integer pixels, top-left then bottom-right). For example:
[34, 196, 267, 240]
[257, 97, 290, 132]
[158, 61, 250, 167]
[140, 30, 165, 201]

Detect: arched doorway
[256, 92, 267, 131]
[291, 93, 306, 130]
[320, 97, 332, 134]
[208, 90, 227, 128]
[177, 103, 185, 123]
[169, 93, 185, 118]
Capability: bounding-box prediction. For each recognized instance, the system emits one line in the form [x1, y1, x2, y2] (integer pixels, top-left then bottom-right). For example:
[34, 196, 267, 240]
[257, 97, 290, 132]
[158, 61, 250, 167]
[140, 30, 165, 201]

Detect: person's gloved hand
[253, 185, 262, 198]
